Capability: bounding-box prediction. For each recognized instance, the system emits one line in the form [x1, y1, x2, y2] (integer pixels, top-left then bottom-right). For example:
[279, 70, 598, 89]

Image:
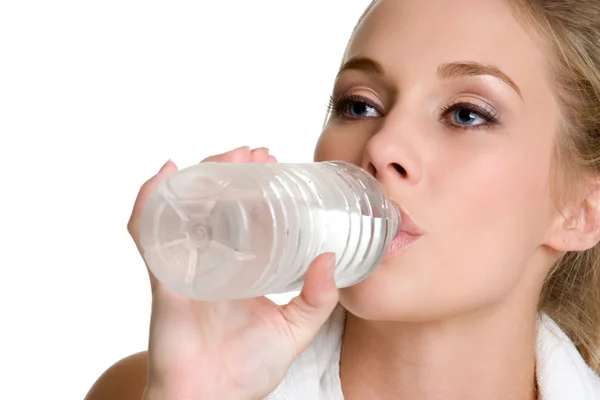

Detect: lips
[397, 207, 422, 236]
[385, 206, 422, 259]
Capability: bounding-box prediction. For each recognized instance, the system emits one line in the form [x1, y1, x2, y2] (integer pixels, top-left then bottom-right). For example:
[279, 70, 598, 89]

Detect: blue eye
[328, 94, 383, 120]
[346, 101, 380, 118]
[451, 108, 487, 126]
[441, 101, 499, 130]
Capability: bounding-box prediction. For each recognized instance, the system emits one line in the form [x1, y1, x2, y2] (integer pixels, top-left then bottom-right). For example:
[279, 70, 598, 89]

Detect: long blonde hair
[510, 0, 600, 373]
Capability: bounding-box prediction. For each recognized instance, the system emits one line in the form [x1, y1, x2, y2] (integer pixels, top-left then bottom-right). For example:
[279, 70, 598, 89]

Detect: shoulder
[84, 351, 148, 400]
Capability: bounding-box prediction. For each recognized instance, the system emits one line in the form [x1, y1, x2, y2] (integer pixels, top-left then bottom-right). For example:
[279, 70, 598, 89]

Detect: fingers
[250, 147, 270, 162]
[250, 147, 278, 163]
[202, 146, 251, 163]
[280, 253, 339, 356]
[201, 146, 278, 164]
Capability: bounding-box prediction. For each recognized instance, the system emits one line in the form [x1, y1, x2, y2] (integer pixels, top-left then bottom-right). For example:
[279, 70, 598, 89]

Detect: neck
[339, 303, 539, 400]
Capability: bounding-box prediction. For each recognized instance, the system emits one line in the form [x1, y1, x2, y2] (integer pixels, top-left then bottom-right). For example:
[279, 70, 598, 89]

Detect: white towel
[267, 305, 600, 399]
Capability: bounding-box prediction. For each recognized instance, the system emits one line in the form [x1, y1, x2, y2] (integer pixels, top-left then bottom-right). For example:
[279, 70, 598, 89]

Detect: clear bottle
[139, 160, 401, 301]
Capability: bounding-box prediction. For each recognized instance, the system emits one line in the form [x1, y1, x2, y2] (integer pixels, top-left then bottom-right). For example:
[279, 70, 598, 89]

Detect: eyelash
[439, 101, 500, 129]
[327, 94, 384, 119]
[327, 94, 500, 129]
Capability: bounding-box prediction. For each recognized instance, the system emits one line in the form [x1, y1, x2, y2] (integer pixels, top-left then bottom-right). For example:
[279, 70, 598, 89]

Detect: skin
[317, 0, 600, 399]
[85, 0, 600, 399]
[87, 147, 341, 400]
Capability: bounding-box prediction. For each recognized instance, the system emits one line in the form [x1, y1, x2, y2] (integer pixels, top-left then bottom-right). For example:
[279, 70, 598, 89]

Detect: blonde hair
[344, 0, 600, 372]
[510, 0, 600, 372]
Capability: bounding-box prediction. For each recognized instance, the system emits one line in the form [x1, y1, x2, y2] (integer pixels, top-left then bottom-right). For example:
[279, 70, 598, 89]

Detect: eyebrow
[337, 57, 522, 98]
[438, 61, 522, 97]
[337, 57, 385, 77]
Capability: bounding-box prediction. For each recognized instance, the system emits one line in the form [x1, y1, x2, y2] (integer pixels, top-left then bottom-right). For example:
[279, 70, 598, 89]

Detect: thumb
[281, 252, 339, 356]
[128, 159, 179, 291]
[128, 159, 178, 242]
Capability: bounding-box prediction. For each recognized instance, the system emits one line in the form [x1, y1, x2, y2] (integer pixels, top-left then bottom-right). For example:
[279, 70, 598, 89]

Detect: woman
[86, 0, 600, 399]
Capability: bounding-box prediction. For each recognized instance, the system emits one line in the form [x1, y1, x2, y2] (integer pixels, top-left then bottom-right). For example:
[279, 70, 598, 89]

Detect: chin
[338, 260, 468, 323]
[339, 267, 426, 322]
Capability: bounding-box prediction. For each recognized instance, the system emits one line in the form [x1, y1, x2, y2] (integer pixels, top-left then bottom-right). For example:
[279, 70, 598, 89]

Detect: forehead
[345, 0, 548, 98]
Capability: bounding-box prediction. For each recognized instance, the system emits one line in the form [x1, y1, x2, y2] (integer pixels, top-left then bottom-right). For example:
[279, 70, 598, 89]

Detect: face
[314, 0, 564, 321]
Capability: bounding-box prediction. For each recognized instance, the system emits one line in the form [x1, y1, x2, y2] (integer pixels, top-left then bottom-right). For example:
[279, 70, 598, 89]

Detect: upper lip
[398, 206, 423, 236]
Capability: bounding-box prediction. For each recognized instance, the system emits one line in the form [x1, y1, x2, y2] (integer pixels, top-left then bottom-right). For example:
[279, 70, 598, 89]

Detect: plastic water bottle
[139, 160, 401, 301]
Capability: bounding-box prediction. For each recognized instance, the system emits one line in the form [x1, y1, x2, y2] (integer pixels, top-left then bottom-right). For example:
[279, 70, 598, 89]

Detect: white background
[0, 1, 371, 399]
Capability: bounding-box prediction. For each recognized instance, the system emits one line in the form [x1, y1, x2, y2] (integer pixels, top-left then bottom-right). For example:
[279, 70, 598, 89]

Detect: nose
[360, 121, 422, 186]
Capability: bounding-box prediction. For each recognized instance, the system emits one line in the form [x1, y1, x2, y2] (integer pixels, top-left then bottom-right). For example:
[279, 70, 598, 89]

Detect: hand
[127, 146, 339, 400]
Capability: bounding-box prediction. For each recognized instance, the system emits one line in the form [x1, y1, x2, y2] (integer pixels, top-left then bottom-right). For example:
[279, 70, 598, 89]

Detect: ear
[545, 181, 600, 252]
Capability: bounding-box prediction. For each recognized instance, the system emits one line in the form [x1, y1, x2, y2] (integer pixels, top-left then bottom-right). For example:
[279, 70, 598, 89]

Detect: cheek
[428, 142, 554, 293]
[339, 143, 556, 322]
[438, 153, 550, 228]
[442, 142, 551, 239]
[313, 127, 370, 163]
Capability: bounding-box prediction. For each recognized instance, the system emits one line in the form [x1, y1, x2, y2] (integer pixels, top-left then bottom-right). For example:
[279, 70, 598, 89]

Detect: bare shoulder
[84, 351, 148, 400]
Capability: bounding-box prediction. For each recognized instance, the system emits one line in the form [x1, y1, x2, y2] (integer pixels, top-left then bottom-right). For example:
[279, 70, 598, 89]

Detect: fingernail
[234, 146, 251, 152]
[252, 147, 269, 153]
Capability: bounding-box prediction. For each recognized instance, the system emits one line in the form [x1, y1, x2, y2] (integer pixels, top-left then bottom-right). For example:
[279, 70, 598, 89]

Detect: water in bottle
[139, 160, 401, 301]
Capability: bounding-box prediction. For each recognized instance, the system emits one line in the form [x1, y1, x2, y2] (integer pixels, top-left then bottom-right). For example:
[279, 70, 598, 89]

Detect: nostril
[392, 163, 407, 177]
[365, 162, 377, 177]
